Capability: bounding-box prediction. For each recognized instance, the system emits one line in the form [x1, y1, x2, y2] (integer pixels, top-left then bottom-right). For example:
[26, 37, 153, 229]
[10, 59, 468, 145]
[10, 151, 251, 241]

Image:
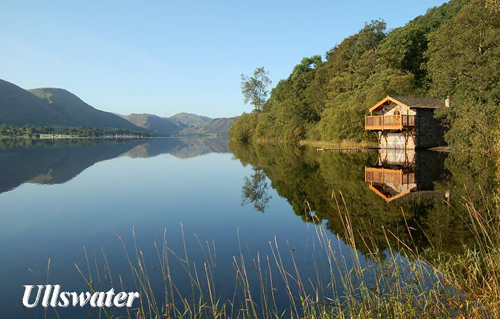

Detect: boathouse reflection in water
[365, 149, 449, 202]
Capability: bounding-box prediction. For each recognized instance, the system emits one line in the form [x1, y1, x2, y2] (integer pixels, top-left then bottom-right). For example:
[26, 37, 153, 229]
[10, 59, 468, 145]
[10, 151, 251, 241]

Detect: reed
[72, 191, 500, 318]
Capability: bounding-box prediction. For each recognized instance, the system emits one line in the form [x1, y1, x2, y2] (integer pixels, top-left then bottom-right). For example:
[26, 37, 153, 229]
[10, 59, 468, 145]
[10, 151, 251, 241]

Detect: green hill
[0, 79, 235, 136]
[230, 0, 499, 153]
[0, 79, 69, 126]
[0, 79, 142, 130]
[181, 117, 235, 135]
[201, 118, 235, 134]
[124, 113, 183, 136]
[29, 87, 140, 130]
[169, 112, 212, 128]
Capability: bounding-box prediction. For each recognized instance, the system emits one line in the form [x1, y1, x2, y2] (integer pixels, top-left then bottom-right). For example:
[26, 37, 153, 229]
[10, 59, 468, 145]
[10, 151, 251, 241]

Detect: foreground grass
[70, 192, 500, 318]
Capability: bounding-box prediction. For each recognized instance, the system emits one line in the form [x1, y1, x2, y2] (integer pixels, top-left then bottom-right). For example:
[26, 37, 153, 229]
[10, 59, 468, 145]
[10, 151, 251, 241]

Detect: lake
[0, 138, 496, 318]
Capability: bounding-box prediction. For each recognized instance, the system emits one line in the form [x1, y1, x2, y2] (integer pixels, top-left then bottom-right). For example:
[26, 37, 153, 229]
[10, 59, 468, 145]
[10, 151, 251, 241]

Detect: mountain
[0, 79, 69, 126]
[124, 113, 183, 136]
[200, 118, 235, 134]
[0, 79, 142, 130]
[29, 88, 141, 130]
[0, 79, 235, 135]
[169, 112, 212, 128]
[181, 117, 235, 135]
[123, 113, 235, 136]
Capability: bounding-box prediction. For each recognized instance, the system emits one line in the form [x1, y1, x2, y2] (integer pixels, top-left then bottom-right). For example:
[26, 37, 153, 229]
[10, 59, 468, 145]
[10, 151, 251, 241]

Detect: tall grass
[73, 191, 500, 318]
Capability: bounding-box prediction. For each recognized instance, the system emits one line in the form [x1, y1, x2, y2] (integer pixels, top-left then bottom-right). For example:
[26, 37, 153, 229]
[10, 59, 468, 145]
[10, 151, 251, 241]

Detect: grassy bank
[249, 137, 377, 149]
[250, 137, 451, 152]
[65, 191, 500, 318]
[299, 139, 377, 149]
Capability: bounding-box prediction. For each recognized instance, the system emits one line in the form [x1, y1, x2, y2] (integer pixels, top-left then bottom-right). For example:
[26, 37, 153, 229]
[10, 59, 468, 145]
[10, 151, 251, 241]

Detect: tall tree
[241, 67, 272, 112]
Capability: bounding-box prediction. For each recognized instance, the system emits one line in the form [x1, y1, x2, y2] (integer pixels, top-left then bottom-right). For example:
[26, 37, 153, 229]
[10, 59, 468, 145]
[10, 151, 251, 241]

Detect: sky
[0, 0, 448, 118]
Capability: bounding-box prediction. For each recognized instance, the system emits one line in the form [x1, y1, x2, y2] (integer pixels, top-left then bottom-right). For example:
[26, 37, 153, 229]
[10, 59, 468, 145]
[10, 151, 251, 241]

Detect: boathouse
[365, 96, 447, 149]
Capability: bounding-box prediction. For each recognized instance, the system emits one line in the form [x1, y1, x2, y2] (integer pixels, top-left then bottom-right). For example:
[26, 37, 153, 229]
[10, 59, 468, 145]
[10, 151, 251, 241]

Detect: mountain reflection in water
[0, 138, 230, 194]
[0, 138, 497, 317]
[2, 137, 496, 260]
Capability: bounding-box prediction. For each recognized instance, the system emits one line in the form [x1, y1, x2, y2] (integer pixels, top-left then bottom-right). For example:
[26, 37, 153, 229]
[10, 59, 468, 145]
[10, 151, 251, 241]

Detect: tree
[428, 0, 500, 152]
[228, 112, 259, 142]
[241, 67, 272, 112]
[228, 0, 480, 149]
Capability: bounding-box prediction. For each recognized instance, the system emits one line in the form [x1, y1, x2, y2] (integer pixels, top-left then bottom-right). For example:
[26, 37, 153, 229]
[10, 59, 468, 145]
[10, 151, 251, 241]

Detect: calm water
[0, 138, 496, 318]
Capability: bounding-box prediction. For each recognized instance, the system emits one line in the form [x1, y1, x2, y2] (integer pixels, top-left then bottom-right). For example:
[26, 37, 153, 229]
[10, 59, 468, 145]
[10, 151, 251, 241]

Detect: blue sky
[0, 0, 447, 118]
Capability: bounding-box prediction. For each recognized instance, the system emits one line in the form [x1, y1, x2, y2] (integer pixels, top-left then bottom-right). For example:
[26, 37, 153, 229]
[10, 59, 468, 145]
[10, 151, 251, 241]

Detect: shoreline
[242, 138, 451, 152]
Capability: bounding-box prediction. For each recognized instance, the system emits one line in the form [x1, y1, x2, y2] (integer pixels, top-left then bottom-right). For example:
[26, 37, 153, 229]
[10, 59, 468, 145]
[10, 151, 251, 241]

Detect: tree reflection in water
[230, 140, 498, 262]
[241, 166, 272, 213]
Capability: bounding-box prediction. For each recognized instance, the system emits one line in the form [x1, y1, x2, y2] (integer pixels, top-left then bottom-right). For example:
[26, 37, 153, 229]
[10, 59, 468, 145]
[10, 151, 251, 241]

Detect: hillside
[0, 80, 69, 126]
[29, 88, 140, 130]
[124, 113, 183, 136]
[0, 79, 235, 136]
[201, 118, 235, 134]
[169, 112, 212, 128]
[0, 79, 142, 131]
[182, 117, 235, 135]
[230, 0, 499, 153]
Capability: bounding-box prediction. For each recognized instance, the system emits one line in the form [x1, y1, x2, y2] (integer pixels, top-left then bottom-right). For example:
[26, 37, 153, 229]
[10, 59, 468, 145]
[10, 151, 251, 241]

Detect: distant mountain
[200, 118, 235, 134]
[0, 79, 142, 130]
[0, 79, 235, 135]
[169, 112, 212, 128]
[29, 88, 140, 130]
[123, 113, 235, 137]
[180, 117, 236, 135]
[124, 113, 183, 136]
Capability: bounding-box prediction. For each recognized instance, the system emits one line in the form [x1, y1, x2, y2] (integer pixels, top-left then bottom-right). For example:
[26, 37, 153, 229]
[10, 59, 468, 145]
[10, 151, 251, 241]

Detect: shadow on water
[0, 137, 230, 195]
[231, 140, 498, 260]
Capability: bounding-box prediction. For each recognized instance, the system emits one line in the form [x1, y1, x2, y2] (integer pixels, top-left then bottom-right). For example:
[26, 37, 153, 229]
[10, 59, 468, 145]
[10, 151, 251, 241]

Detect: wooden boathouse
[365, 96, 447, 149]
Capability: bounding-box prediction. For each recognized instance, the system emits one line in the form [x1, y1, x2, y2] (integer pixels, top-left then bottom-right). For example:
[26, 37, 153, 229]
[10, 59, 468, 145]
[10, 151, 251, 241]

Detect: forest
[230, 0, 500, 154]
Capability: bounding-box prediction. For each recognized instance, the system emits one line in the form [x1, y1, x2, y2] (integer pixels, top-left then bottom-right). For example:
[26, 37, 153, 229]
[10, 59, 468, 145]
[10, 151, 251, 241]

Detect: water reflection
[241, 166, 272, 213]
[0, 138, 230, 195]
[230, 141, 498, 259]
[0, 139, 496, 317]
[365, 149, 448, 202]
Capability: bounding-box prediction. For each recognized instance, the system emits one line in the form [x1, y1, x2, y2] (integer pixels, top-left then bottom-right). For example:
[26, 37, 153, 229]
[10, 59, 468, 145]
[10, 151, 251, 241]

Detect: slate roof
[369, 96, 446, 113]
[390, 96, 445, 109]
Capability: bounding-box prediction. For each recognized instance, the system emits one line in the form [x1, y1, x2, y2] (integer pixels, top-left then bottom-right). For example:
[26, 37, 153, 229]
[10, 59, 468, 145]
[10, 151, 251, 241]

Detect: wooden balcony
[365, 167, 415, 186]
[365, 115, 415, 131]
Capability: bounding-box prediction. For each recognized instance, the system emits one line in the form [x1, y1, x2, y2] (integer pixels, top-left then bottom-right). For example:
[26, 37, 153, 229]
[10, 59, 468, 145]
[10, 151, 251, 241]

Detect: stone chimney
[445, 96, 451, 107]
